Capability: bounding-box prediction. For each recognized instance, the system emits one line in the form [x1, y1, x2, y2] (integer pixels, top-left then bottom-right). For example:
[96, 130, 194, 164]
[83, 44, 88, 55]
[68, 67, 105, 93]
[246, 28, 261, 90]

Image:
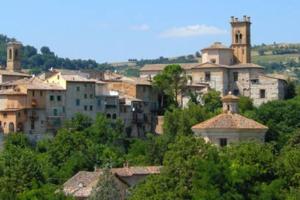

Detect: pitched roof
[60, 74, 96, 83]
[192, 113, 268, 131]
[140, 63, 200, 72]
[110, 166, 161, 177]
[202, 42, 232, 51]
[192, 62, 229, 69]
[63, 166, 162, 198]
[0, 70, 30, 77]
[63, 171, 101, 198]
[1, 77, 64, 90]
[229, 63, 264, 69]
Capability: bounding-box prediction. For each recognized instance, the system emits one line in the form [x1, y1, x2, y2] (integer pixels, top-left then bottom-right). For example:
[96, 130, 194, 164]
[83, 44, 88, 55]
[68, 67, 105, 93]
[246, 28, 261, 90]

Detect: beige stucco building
[192, 93, 268, 146]
[140, 16, 287, 106]
[0, 77, 65, 136]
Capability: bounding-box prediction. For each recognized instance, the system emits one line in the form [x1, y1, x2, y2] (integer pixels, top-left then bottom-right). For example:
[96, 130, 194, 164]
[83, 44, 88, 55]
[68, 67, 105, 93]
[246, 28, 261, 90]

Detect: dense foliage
[0, 34, 112, 74]
[0, 114, 125, 199]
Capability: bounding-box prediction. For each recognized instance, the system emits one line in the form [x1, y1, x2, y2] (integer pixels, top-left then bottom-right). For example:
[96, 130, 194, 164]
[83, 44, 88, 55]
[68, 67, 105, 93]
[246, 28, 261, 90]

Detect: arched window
[235, 31, 242, 44]
[14, 49, 18, 58]
[106, 113, 111, 119]
[9, 122, 14, 133]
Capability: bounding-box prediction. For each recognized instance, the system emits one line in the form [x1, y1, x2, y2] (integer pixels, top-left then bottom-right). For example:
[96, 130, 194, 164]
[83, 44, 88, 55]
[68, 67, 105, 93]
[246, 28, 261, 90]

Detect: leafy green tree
[153, 64, 187, 107]
[130, 136, 218, 200]
[88, 169, 121, 200]
[0, 147, 44, 199]
[238, 96, 254, 114]
[202, 89, 222, 113]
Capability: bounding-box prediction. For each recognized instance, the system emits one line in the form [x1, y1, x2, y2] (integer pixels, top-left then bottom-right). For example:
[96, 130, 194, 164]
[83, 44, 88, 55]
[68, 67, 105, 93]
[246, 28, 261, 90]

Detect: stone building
[105, 76, 159, 137]
[0, 77, 65, 136]
[192, 92, 268, 146]
[63, 166, 161, 200]
[139, 16, 287, 106]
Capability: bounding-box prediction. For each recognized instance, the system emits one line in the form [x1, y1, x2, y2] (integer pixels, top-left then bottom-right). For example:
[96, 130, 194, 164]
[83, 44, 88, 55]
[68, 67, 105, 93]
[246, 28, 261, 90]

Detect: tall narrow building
[230, 15, 251, 64]
[6, 41, 22, 72]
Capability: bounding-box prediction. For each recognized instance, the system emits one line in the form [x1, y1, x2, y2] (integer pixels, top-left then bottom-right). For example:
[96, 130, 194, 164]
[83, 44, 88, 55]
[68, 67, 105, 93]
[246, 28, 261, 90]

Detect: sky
[0, 0, 299, 62]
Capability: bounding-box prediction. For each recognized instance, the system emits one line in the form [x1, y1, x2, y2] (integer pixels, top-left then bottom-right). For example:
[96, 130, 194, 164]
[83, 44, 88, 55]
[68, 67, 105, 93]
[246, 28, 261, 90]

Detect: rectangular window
[84, 94, 87, 99]
[219, 138, 227, 147]
[57, 96, 61, 101]
[53, 109, 58, 116]
[260, 89, 266, 98]
[97, 99, 101, 106]
[32, 91, 35, 97]
[233, 89, 239, 96]
[40, 91, 43, 96]
[76, 99, 80, 106]
[233, 72, 239, 81]
[76, 86, 80, 91]
[205, 72, 211, 82]
[31, 120, 35, 130]
[90, 94, 93, 98]
[50, 95, 54, 101]
[89, 105, 93, 111]
[84, 105, 88, 111]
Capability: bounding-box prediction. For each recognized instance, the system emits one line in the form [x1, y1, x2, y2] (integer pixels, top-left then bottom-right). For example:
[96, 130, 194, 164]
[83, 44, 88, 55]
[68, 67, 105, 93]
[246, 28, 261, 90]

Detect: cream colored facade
[0, 78, 66, 135]
[192, 93, 268, 147]
[140, 16, 287, 106]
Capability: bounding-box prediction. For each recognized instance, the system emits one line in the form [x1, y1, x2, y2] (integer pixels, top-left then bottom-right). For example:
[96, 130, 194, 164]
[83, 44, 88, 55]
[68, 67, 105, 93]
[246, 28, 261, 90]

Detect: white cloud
[131, 24, 150, 31]
[160, 24, 227, 38]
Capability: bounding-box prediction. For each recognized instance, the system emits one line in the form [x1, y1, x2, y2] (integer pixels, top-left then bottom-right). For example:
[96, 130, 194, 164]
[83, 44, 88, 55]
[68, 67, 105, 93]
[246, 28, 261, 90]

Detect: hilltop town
[0, 16, 299, 200]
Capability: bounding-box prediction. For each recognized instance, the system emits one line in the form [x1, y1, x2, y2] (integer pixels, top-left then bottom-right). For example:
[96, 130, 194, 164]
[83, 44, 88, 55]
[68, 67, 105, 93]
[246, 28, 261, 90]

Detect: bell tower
[7, 41, 22, 72]
[230, 15, 251, 64]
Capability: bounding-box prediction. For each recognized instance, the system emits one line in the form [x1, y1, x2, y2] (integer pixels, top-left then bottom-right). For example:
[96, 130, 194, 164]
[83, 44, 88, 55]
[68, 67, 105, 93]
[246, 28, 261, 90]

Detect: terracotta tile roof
[63, 166, 162, 198]
[111, 166, 161, 177]
[0, 70, 30, 77]
[60, 74, 96, 83]
[192, 62, 229, 69]
[202, 42, 232, 51]
[63, 171, 101, 198]
[0, 77, 65, 90]
[229, 63, 264, 69]
[121, 77, 152, 86]
[140, 63, 200, 72]
[192, 113, 268, 130]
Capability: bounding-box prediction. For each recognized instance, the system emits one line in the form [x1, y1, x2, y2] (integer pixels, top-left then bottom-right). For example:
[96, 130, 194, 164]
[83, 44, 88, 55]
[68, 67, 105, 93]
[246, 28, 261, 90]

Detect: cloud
[160, 24, 227, 38]
[131, 24, 150, 31]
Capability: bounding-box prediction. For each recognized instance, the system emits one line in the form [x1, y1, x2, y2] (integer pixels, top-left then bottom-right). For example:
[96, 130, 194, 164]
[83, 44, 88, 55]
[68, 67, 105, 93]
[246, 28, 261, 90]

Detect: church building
[192, 92, 268, 146]
[140, 16, 287, 106]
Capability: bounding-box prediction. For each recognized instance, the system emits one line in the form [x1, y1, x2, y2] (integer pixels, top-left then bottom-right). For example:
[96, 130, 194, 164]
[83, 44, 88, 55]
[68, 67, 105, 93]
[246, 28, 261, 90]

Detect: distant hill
[0, 34, 115, 74]
[251, 43, 300, 80]
[1, 34, 300, 79]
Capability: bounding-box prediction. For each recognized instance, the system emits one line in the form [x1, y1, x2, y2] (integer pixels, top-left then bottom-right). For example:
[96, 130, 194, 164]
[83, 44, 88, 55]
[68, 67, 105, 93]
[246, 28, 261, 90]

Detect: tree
[153, 64, 187, 107]
[285, 80, 296, 99]
[0, 146, 44, 198]
[88, 169, 121, 200]
[238, 96, 254, 114]
[202, 89, 222, 113]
